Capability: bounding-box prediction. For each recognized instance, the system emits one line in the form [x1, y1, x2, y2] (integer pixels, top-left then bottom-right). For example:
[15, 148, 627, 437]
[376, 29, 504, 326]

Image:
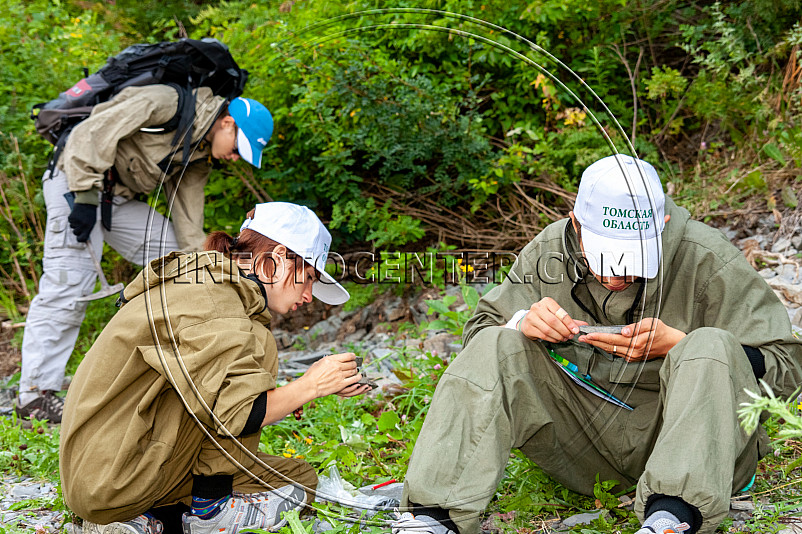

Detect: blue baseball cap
[229, 97, 273, 168]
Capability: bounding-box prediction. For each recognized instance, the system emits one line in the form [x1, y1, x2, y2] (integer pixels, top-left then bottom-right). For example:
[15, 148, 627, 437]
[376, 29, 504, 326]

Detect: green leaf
[426, 319, 452, 330]
[763, 143, 787, 166]
[377, 411, 400, 432]
[741, 170, 767, 192]
[282, 509, 307, 534]
[461, 285, 480, 310]
[425, 299, 453, 316]
[360, 413, 377, 426]
[782, 185, 799, 209]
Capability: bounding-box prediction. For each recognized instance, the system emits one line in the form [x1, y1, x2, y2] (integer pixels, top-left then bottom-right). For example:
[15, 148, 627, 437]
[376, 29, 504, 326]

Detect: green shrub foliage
[2, 0, 802, 302]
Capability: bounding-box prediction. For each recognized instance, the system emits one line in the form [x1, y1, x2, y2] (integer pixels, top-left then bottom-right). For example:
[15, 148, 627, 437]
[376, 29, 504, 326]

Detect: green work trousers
[403, 326, 764, 534]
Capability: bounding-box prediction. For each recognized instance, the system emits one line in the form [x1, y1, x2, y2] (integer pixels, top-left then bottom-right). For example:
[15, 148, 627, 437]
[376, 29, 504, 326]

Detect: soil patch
[0, 327, 21, 379]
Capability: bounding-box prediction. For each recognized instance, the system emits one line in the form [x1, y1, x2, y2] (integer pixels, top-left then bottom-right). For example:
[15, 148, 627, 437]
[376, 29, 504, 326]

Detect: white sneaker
[82, 514, 164, 534]
[391, 512, 455, 534]
[182, 485, 306, 533]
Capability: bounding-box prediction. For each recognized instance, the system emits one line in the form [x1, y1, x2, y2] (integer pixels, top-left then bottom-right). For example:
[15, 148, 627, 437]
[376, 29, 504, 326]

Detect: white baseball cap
[240, 202, 350, 305]
[573, 155, 665, 279]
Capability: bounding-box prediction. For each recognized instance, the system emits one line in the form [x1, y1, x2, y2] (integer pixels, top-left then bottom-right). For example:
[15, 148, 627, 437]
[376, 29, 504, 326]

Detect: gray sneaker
[391, 512, 455, 534]
[182, 485, 306, 533]
[82, 514, 164, 534]
[14, 391, 64, 424]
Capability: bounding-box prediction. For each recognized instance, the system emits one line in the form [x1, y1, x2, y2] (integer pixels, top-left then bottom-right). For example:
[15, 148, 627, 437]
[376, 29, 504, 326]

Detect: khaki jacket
[60, 252, 277, 498]
[60, 85, 225, 250]
[466, 198, 802, 399]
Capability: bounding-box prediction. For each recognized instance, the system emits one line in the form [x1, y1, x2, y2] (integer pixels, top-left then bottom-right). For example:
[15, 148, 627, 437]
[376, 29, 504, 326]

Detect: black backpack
[32, 37, 249, 172]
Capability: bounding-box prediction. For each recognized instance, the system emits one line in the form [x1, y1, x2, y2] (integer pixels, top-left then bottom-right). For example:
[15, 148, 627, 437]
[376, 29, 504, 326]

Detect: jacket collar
[120, 251, 272, 325]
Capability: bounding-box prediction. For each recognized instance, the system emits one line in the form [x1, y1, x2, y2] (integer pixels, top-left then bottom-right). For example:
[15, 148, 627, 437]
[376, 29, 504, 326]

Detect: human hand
[68, 203, 97, 242]
[302, 352, 367, 398]
[335, 380, 372, 398]
[517, 297, 588, 343]
[578, 318, 686, 362]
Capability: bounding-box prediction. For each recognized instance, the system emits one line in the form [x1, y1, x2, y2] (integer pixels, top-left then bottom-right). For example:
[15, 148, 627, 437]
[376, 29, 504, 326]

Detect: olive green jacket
[60, 251, 276, 497]
[60, 85, 225, 250]
[466, 198, 802, 399]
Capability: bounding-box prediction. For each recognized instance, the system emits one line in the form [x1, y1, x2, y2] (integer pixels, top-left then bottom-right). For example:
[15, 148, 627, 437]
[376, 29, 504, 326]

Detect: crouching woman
[60, 202, 369, 534]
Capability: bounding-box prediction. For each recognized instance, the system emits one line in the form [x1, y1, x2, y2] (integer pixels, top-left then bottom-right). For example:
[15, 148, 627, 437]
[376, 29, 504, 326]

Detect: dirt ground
[0, 327, 21, 379]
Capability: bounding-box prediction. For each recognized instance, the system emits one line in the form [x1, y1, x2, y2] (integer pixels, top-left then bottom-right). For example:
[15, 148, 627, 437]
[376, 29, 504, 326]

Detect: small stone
[308, 316, 343, 347]
[730, 500, 755, 512]
[387, 306, 407, 322]
[794, 309, 802, 328]
[772, 237, 794, 254]
[312, 519, 334, 533]
[343, 328, 367, 344]
[758, 268, 778, 280]
[423, 333, 460, 356]
[777, 263, 802, 284]
[273, 331, 293, 350]
[749, 234, 768, 249]
[720, 226, 738, 241]
[10, 483, 40, 498]
[767, 279, 802, 305]
[562, 510, 604, 527]
[288, 350, 329, 366]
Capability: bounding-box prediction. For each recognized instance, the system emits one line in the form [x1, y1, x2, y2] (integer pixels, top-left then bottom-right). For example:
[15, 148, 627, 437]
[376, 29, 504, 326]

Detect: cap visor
[580, 226, 662, 279]
[236, 128, 262, 168]
[312, 270, 350, 305]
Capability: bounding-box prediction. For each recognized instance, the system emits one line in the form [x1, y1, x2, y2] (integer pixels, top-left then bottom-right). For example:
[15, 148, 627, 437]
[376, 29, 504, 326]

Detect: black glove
[68, 203, 97, 242]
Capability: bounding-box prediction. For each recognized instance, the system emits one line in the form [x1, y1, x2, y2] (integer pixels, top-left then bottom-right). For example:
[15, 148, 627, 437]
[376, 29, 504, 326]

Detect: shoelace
[237, 491, 276, 520]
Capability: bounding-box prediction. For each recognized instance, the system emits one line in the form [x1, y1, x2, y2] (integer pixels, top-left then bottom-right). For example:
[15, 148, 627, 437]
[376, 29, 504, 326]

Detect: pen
[547, 349, 591, 381]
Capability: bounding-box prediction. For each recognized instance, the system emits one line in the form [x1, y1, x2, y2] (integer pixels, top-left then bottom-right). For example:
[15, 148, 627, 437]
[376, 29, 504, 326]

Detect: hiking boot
[14, 391, 64, 424]
[82, 514, 164, 534]
[182, 485, 306, 533]
[635, 520, 691, 533]
[391, 512, 455, 534]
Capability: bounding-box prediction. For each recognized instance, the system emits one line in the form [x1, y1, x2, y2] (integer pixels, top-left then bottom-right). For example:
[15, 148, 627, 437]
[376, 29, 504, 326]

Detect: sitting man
[396, 155, 802, 534]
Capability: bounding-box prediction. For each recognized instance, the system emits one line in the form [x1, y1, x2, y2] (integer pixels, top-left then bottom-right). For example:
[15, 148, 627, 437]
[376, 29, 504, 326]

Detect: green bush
[4, 0, 802, 304]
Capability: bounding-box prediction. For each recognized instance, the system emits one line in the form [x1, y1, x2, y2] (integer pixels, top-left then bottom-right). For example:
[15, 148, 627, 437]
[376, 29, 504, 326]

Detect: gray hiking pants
[403, 326, 763, 534]
[19, 169, 181, 395]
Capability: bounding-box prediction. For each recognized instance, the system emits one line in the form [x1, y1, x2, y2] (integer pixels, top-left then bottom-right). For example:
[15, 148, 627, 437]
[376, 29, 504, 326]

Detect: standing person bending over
[60, 202, 370, 533]
[395, 155, 802, 534]
[17, 85, 274, 423]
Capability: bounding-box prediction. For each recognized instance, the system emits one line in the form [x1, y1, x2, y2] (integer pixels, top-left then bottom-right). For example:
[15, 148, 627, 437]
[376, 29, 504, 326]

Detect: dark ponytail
[205, 231, 241, 255]
[204, 208, 284, 277]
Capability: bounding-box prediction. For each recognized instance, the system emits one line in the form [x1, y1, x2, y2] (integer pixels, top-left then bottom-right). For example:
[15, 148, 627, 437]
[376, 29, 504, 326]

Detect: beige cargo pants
[403, 326, 763, 534]
[21, 168, 181, 396]
[64, 393, 318, 525]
